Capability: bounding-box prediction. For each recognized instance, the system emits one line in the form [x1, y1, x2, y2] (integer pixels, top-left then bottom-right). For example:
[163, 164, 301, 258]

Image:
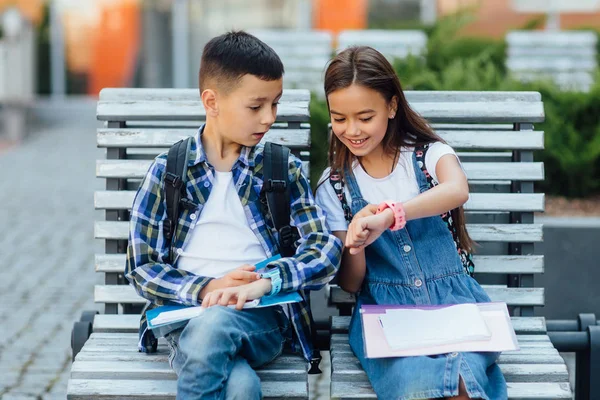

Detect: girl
[315, 46, 507, 400]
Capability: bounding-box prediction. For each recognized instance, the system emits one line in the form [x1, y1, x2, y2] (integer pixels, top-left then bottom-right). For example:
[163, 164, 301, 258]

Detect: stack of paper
[361, 302, 519, 358]
[378, 304, 491, 350]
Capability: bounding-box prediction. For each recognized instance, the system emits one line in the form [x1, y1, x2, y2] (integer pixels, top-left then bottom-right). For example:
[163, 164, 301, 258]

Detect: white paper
[150, 300, 260, 326]
[378, 303, 491, 351]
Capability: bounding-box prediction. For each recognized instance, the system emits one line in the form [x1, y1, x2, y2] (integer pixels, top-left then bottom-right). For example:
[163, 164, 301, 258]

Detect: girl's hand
[201, 279, 272, 310]
[352, 204, 379, 220]
[345, 210, 394, 255]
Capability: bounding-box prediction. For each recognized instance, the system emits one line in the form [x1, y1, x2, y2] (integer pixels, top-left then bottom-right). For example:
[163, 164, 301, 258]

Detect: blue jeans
[164, 305, 290, 400]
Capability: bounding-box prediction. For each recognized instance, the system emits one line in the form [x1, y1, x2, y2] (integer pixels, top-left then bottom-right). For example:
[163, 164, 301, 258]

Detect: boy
[125, 31, 342, 399]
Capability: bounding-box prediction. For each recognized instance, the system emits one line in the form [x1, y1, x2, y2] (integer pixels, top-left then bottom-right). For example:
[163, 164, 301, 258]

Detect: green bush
[309, 15, 600, 198]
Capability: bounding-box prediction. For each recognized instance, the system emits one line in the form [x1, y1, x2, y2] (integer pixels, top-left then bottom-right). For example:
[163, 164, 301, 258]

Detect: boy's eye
[249, 105, 261, 111]
[272, 102, 279, 108]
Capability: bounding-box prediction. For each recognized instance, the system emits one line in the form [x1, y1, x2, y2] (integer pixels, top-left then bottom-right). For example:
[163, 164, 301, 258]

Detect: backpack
[163, 138, 322, 373]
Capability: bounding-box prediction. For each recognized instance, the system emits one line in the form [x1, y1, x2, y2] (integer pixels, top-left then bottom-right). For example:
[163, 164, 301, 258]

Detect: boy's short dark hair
[199, 31, 284, 94]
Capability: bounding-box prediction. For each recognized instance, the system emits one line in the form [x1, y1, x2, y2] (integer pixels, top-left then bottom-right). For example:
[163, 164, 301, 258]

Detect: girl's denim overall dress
[345, 152, 508, 400]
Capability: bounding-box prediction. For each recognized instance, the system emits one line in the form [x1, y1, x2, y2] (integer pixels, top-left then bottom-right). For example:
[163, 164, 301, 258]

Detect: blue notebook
[146, 255, 301, 336]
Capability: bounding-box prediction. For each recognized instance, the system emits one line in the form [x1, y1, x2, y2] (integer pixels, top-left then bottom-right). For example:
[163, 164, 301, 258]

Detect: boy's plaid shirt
[125, 127, 342, 360]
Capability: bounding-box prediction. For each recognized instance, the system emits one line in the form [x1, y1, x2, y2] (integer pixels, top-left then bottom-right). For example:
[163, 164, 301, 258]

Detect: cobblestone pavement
[0, 99, 102, 399]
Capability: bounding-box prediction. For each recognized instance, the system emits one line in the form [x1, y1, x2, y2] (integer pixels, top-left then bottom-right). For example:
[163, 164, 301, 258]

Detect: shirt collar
[191, 125, 255, 168]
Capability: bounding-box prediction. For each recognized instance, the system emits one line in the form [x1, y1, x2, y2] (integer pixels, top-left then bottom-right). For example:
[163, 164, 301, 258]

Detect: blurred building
[17, 0, 600, 95]
[438, 0, 600, 38]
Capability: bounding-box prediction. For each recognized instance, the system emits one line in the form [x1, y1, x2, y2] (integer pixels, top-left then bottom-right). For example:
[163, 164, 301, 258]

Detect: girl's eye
[249, 106, 261, 111]
[333, 118, 345, 123]
[360, 117, 373, 122]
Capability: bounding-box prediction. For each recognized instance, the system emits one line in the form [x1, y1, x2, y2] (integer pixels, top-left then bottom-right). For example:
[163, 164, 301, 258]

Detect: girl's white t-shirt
[315, 142, 457, 232]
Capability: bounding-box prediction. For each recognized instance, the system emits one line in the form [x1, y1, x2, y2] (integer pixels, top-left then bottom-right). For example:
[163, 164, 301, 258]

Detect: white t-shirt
[315, 142, 458, 232]
[176, 170, 268, 277]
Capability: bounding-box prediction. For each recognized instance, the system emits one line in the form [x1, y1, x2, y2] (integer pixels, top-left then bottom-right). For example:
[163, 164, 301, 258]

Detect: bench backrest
[506, 31, 598, 92]
[337, 29, 427, 61]
[329, 91, 546, 318]
[250, 30, 333, 95]
[94, 88, 311, 314]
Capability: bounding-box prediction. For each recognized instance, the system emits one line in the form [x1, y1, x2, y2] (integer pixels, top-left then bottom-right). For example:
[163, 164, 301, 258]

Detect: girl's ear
[388, 95, 399, 119]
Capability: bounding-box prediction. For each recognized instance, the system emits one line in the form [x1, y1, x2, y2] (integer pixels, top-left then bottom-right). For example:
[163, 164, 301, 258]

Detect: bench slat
[96, 159, 313, 179]
[99, 88, 542, 103]
[95, 284, 544, 307]
[96, 159, 544, 181]
[331, 361, 568, 383]
[94, 191, 544, 212]
[93, 220, 543, 243]
[93, 314, 139, 332]
[97, 101, 310, 122]
[97, 128, 543, 151]
[330, 381, 572, 399]
[71, 359, 306, 382]
[97, 101, 544, 123]
[68, 379, 308, 399]
[99, 88, 311, 102]
[95, 254, 544, 275]
[97, 128, 310, 149]
[436, 130, 544, 150]
[331, 343, 559, 357]
[330, 315, 546, 334]
[94, 220, 544, 242]
[328, 285, 544, 307]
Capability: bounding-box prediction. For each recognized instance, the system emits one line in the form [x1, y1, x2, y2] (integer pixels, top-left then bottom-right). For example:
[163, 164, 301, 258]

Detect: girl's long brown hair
[324, 46, 474, 252]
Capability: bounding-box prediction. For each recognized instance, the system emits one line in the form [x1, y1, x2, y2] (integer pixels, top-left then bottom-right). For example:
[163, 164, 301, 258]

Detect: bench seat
[329, 317, 571, 399]
[69, 333, 308, 399]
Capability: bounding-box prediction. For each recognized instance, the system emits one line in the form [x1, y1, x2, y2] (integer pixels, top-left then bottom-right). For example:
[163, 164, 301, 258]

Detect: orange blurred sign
[313, 0, 368, 35]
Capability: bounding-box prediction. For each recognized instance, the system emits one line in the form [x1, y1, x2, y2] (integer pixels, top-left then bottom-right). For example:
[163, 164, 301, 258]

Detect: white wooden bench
[506, 31, 598, 92]
[327, 91, 574, 399]
[337, 29, 427, 61]
[67, 88, 313, 399]
[251, 30, 333, 96]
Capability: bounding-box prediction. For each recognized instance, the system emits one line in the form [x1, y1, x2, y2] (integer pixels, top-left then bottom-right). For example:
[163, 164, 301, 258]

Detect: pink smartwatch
[376, 201, 406, 231]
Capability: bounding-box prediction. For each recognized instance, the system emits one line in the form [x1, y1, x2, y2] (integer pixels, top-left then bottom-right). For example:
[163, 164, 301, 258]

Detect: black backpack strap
[263, 142, 295, 257]
[329, 170, 352, 224]
[263, 142, 322, 374]
[163, 137, 192, 264]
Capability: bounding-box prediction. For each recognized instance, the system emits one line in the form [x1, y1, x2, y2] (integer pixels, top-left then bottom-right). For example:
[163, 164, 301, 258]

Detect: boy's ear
[201, 89, 219, 117]
[389, 95, 399, 118]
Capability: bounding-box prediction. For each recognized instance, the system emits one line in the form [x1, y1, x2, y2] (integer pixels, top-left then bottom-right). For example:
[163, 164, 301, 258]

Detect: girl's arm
[403, 154, 469, 220]
[331, 203, 377, 293]
[344, 155, 469, 255]
[333, 231, 366, 293]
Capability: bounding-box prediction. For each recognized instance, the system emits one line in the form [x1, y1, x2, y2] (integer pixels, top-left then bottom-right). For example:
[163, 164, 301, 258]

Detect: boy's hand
[202, 279, 272, 310]
[345, 210, 394, 255]
[199, 265, 261, 301]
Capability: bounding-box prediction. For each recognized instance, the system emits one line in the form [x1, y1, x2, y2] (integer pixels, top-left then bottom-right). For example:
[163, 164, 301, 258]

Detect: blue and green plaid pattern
[126, 127, 342, 360]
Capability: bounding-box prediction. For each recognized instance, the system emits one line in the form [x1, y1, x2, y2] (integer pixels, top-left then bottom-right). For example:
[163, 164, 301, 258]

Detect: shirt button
[403, 245, 411, 253]
[190, 213, 196, 220]
[414, 279, 423, 287]
[203, 181, 210, 187]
